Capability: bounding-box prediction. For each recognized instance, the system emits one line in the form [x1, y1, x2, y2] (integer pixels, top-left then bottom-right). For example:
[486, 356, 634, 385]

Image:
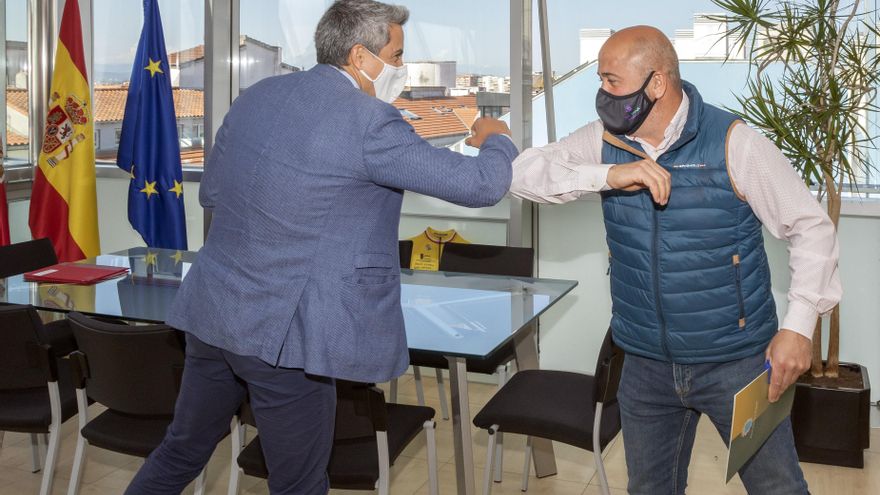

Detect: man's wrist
[781, 299, 820, 341]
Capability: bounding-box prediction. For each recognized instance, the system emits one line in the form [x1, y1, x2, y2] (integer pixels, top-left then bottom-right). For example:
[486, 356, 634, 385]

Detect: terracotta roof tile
[93, 86, 204, 123]
[392, 95, 478, 140]
[7, 88, 27, 114]
[6, 130, 28, 146]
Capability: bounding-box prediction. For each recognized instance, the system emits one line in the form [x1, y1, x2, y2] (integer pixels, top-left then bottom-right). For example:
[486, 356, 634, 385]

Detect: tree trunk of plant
[811, 318, 824, 377]
[826, 304, 841, 377]
[824, 173, 842, 378]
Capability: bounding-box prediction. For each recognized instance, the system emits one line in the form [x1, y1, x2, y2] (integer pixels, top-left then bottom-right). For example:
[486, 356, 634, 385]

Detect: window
[238, 1, 511, 244]
[93, 0, 205, 168]
[4, 0, 29, 164]
[538, 0, 879, 193]
[115, 128, 122, 146]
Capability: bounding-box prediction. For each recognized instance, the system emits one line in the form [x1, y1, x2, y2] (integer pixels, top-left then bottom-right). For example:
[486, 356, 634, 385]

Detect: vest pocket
[733, 254, 746, 328]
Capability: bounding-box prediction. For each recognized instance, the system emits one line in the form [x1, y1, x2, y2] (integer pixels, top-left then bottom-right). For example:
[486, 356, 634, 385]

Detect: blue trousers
[125, 333, 336, 495]
[617, 351, 809, 495]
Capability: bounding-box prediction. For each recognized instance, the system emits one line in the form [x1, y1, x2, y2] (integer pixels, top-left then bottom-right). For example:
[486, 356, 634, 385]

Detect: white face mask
[359, 49, 407, 104]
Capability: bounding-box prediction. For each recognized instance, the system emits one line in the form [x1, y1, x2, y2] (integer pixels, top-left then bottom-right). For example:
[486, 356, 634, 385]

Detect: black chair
[0, 238, 57, 278]
[473, 328, 624, 495]
[228, 380, 438, 495]
[0, 304, 78, 495]
[65, 312, 207, 495]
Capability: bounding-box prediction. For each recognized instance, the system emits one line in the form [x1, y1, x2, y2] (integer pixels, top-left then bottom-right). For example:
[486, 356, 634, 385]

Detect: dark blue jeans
[617, 351, 809, 495]
[125, 333, 336, 495]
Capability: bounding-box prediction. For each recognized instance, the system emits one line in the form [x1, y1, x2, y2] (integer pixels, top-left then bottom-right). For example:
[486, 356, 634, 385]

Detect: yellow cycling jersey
[408, 227, 470, 271]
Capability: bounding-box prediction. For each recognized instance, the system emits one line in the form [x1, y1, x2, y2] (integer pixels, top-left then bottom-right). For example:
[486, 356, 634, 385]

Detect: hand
[606, 159, 672, 205]
[465, 117, 511, 149]
[765, 329, 812, 403]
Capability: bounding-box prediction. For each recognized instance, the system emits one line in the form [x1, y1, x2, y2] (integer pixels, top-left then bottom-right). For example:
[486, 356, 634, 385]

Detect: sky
[6, 0, 734, 80]
[25, 1, 879, 81]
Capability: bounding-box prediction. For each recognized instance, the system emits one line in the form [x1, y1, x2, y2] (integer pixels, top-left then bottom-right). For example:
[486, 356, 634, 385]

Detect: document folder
[23, 263, 130, 285]
[725, 367, 796, 483]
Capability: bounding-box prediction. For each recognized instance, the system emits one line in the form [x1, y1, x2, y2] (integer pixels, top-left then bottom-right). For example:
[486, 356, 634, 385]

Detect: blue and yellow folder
[726, 364, 796, 483]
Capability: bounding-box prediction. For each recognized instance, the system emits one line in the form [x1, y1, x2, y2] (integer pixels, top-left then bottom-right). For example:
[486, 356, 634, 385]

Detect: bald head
[600, 26, 681, 91]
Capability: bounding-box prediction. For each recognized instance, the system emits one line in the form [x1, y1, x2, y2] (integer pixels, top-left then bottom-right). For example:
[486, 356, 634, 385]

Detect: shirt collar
[629, 91, 689, 158]
[334, 65, 359, 88]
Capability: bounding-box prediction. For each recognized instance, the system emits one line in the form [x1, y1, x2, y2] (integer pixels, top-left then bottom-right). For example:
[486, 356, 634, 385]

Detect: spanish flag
[28, 0, 99, 262]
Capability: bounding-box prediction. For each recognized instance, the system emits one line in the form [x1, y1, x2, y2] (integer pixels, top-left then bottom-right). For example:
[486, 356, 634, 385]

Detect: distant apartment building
[579, 14, 748, 63]
[406, 61, 457, 91]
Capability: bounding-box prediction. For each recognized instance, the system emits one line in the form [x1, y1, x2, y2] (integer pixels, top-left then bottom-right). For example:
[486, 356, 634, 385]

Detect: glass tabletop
[1, 247, 577, 359]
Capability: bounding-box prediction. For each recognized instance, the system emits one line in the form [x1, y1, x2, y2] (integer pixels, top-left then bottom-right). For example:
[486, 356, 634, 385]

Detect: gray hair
[315, 0, 409, 67]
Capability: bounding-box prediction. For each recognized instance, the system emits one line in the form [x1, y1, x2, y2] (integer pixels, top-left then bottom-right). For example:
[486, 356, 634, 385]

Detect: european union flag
[117, 0, 187, 250]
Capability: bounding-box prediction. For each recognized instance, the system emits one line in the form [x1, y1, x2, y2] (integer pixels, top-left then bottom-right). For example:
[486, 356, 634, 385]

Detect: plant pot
[790, 362, 871, 468]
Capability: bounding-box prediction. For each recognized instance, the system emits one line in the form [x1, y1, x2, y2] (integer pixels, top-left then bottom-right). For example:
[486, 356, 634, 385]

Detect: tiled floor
[1, 374, 878, 494]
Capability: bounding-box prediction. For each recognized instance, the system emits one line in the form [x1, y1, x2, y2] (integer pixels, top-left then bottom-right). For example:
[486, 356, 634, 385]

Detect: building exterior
[169, 35, 300, 90]
[406, 61, 457, 91]
[579, 15, 748, 63]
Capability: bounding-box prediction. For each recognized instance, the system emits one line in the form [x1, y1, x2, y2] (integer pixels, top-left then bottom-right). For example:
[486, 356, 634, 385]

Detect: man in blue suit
[125, 1, 517, 494]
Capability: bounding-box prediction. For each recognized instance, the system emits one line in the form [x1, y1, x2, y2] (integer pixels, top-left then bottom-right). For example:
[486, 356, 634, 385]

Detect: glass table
[1, 247, 577, 494]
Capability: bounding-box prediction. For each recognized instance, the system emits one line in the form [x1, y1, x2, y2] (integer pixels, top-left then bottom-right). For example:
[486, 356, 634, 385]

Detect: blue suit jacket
[166, 64, 517, 382]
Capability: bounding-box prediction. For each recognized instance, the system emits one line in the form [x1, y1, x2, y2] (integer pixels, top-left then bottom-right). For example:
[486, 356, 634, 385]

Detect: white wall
[536, 197, 880, 403]
[6, 177, 205, 253]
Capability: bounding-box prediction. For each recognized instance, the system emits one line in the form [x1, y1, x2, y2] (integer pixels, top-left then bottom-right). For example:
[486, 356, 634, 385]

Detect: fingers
[635, 160, 671, 205]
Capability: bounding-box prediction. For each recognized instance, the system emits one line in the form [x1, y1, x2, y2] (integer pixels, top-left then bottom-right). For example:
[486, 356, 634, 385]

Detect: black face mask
[595, 71, 656, 135]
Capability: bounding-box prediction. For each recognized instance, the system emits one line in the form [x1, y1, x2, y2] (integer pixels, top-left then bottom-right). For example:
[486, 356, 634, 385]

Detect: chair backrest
[0, 238, 58, 278]
[592, 327, 624, 405]
[398, 240, 413, 269]
[438, 243, 535, 277]
[333, 380, 387, 441]
[0, 304, 56, 390]
[67, 312, 185, 416]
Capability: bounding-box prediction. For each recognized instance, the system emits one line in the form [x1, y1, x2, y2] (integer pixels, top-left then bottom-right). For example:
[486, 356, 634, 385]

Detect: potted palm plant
[711, 0, 876, 467]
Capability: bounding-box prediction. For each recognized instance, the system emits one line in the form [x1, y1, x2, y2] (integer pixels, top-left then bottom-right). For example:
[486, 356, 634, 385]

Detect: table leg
[514, 323, 558, 478]
[447, 356, 475, 495]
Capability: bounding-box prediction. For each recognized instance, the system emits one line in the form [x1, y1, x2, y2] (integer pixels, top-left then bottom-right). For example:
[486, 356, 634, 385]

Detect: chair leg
[67, 435, 88, 495]
[193, 467, 207, 495]
[424, 421, 439, 495]
[228, 418, 243, 495]
[30, 433, 42, 473]
[390, 378, 399, 403]
[39, 382, 63, 495]
[494, 432, 504, 483]
[434, 368, 450, 420]
[493, 365, 508, 482]
[376, 431, 391, 495]
[593, 402, 611, 495]
[68, 387, 91, 495]
[521, 436, 532, 492]
[483, 426, 499, 495]
[413, 366, 426, 406]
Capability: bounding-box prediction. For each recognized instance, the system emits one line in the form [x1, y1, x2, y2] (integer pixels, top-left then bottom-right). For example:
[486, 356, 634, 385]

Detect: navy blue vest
[601, 82, 777, 363]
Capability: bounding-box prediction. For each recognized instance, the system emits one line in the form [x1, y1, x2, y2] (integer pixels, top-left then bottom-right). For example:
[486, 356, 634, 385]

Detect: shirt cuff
[781, 299, 820, 341]
[576, 164, 614, 192]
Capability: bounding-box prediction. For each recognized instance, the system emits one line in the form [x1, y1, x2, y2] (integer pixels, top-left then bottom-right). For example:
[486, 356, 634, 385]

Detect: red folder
[23, 263, 130, 285]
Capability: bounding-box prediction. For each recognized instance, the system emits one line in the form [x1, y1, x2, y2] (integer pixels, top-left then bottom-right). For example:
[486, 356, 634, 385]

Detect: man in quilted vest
[510, 25, 840, 494]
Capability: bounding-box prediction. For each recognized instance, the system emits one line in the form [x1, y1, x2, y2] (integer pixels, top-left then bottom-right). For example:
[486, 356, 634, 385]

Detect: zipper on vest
[733, 254, 746, 328]
[652, 208, 672, 359]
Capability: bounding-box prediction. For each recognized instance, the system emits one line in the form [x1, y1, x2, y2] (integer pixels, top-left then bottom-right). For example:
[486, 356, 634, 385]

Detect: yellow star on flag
[144, 251, 158, 268]
[170, 250, 183, 265]
[140, 181, 159, 199]
[129, 164, 136, 180]
[169, 180, 184, 199]
[145, 58, 164, 77]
